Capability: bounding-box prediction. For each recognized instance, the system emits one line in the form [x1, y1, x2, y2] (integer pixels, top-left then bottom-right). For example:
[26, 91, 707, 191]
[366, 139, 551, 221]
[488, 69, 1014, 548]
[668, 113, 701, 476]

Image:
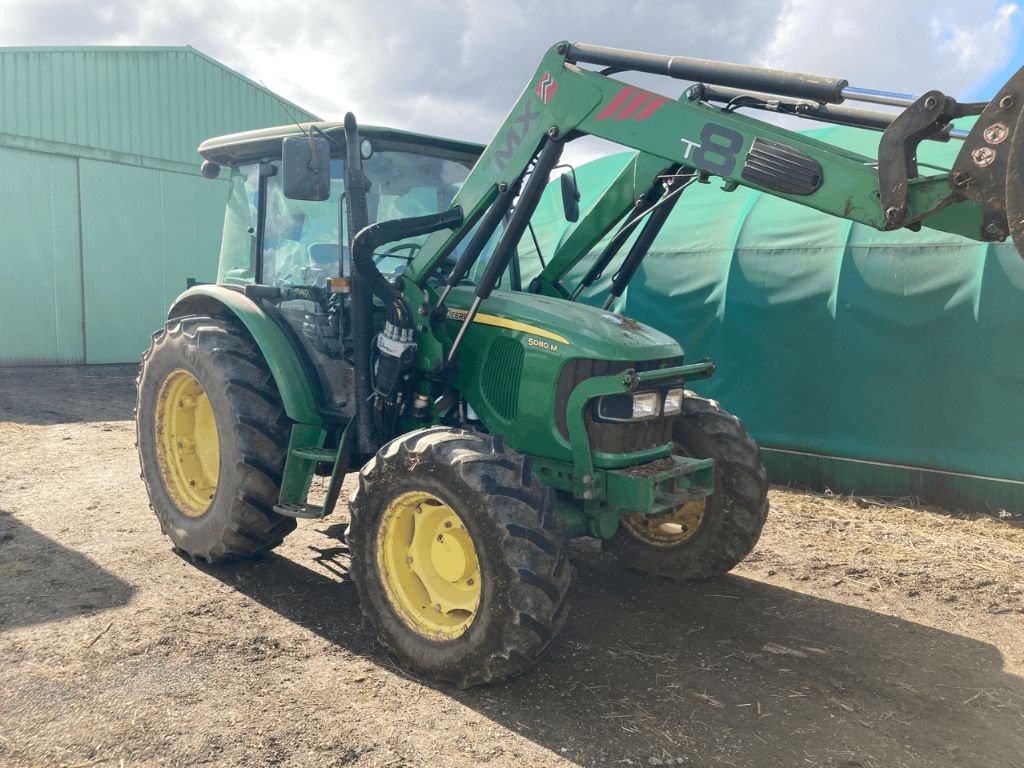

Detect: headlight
[596, 391, 661, 421]
[631, 392, 661, 419]
[663, 387, 684, 416]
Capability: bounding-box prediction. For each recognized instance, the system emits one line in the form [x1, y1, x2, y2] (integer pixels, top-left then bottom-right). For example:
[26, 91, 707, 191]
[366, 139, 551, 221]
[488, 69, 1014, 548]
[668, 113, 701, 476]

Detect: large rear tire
[347, 427, 572, 688]
[605, 392, 768, 580]
[136, 315, 296, 562]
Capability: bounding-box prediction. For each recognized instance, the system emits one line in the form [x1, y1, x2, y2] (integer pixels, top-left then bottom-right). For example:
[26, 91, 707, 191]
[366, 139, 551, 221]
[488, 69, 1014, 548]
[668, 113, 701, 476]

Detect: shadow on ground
[0, 511, 135, 631]
[0, 364, 138, 424]
[200, 526, 1023, 768]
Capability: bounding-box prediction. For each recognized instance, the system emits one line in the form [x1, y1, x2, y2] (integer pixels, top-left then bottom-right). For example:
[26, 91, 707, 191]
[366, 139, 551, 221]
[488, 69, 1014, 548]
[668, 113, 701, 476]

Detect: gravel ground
[0, 364, 1021, 768]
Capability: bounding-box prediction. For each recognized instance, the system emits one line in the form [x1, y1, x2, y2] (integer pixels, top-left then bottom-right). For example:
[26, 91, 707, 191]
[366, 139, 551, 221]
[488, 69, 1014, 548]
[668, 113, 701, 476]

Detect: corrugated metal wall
[78, 161, 229, 363]
[0, 47, 319, 365]
[0, 146, 83, 363]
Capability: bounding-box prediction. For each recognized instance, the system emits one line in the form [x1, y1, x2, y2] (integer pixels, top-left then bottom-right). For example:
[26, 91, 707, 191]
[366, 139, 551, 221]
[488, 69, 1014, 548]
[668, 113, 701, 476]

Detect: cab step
[289, 447, 339, 463]
[273, 502, 329, 519]
[274, 422, 353, 522]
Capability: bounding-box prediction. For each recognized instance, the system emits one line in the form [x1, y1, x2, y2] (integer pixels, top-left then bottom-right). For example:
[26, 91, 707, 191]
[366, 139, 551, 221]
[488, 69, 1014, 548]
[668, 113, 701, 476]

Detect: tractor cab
[199, 123, 486, 289]
[197, 123, 488, 417]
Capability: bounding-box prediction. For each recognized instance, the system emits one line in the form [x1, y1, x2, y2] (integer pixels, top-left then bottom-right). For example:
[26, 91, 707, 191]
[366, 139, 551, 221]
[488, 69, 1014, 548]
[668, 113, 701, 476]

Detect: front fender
[168, 285, 322, 426]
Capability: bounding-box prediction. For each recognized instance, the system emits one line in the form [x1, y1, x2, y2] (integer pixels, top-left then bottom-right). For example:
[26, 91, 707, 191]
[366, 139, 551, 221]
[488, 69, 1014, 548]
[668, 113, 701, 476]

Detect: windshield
[260, 149, 475, 287]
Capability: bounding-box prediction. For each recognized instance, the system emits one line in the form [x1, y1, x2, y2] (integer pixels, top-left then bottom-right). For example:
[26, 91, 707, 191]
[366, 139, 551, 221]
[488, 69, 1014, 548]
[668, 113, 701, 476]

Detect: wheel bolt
[973, 147, 996, 167]
[467, 578, 474, 586]
[406, 556, 413, 565]
[984, 123, 1009, 145]
[444, 521, 452, 528]
[434, 603, 442, 612]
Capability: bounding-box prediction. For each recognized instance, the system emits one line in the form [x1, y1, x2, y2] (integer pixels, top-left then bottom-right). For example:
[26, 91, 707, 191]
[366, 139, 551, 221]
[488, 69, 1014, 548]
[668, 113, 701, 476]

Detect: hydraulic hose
[436, 186, 516, 306]
[603, 172, 692, 309]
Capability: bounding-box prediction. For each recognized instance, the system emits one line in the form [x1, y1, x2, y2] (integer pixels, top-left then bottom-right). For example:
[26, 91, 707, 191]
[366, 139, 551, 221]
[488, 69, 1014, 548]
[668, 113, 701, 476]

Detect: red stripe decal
[614, 91, 653, 120]
[596, 86, 638, 120]
[633, 95, 669, 121]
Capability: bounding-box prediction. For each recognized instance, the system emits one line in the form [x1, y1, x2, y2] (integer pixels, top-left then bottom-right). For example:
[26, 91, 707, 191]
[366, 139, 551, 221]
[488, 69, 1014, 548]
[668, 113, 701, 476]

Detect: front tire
[136, 315, 296, 562]
[605, 392, 768, 580]
[347, 428, 572, 688]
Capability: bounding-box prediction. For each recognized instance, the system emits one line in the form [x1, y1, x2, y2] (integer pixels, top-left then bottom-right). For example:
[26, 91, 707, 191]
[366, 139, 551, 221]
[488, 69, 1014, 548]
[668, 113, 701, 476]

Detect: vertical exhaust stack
[343, 113, 378, 456]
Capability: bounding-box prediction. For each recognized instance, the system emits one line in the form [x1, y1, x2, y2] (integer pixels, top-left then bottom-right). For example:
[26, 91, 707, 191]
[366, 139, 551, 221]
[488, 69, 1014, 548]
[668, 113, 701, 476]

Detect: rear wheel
[347, 427, 572, 688]
[605, 392, 768, 580]
[136, 315, 296, 562]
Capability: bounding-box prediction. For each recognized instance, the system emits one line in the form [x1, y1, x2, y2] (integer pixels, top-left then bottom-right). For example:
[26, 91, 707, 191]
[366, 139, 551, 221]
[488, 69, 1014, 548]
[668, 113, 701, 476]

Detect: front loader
[136, 41, 1024, 687]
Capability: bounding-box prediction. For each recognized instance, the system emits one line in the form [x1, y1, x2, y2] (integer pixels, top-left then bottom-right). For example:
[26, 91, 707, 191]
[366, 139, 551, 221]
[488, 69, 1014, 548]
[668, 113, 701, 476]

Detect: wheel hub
[620, 497, 706, 547]
[376, 491, 481, 640]
[154, 369, 220, 518]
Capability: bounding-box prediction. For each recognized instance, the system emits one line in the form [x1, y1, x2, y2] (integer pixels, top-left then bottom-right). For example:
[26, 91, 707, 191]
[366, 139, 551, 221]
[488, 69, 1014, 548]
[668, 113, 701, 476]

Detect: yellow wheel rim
[154, 369, 220, 518]
[376, 491, 481, 641]
[620, 498, 706, 548]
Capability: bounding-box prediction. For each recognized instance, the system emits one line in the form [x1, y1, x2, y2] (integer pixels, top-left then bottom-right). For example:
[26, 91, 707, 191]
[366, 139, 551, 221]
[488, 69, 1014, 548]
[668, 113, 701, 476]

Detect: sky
[1, 0, 1022, 164]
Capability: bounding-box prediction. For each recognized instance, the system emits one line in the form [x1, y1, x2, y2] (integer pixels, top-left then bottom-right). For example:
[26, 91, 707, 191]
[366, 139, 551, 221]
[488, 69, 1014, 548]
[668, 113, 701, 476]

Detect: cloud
[0, 0, 1020, 155]
[765, 0, 1021, 98]
[931, 2, 1019, 87]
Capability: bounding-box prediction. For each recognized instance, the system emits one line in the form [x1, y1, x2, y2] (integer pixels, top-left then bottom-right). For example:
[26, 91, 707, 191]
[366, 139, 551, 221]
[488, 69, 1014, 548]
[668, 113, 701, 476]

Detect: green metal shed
[0, 46, 319, 364]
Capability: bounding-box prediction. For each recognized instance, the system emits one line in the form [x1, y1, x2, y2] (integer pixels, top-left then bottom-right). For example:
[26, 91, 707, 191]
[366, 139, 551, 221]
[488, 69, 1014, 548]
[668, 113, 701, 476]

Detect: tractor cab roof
[198, 121, 485, 168]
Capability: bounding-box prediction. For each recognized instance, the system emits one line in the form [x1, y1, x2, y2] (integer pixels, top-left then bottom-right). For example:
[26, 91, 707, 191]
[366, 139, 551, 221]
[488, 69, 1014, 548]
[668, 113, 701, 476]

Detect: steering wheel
[373, 242, 422, 264]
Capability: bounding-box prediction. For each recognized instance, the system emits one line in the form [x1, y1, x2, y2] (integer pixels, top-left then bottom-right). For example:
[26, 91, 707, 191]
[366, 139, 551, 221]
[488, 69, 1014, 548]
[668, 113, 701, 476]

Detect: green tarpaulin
[524, 124, 1024, 514]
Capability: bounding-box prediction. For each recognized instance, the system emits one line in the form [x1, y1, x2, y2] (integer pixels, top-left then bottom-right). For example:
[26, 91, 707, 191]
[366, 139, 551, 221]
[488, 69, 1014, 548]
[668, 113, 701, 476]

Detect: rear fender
[168, 285, 322, 426]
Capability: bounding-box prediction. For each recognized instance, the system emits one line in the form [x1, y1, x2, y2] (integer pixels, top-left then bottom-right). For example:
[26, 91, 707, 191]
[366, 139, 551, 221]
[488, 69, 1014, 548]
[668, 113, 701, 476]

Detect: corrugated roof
[0, 46, 320, 167]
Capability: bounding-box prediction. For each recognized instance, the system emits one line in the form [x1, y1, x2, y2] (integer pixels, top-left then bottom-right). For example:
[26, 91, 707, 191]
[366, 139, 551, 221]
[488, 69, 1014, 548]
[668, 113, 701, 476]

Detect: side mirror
[281, 135, 331, 201]
[560, 170, 581, 222]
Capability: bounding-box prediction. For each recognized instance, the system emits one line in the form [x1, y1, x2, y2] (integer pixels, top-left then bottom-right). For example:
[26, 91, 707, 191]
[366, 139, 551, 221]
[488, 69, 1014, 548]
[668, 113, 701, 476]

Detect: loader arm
[405, 41, 1024, 305]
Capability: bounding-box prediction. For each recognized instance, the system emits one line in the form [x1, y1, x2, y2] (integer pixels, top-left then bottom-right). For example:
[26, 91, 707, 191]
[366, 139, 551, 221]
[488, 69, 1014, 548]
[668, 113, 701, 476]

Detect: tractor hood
[441, 286, 687, 467]
[443, 286, 682, 362]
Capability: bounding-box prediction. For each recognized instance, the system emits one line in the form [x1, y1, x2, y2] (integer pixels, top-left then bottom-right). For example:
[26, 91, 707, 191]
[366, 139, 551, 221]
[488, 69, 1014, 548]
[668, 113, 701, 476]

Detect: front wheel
[347, 428, 572, 688]
[605, 392, 769, 580]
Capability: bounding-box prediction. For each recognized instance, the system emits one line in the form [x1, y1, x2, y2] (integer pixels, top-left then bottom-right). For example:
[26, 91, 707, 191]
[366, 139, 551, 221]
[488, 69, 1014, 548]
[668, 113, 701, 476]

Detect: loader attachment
[951, 66, 1024, 252]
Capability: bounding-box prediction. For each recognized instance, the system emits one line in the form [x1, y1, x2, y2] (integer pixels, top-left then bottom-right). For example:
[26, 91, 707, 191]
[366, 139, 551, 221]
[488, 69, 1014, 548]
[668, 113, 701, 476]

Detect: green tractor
[137, 42, 1024, 686]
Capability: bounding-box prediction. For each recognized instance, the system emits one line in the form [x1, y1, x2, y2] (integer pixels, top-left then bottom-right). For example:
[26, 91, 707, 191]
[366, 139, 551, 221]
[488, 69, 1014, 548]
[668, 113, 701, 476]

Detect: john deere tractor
[137, 42, 1024, 686]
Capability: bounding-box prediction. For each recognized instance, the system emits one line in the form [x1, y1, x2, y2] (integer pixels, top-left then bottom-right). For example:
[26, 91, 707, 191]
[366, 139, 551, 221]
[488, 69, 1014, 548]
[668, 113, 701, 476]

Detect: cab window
[260, 150, 474, 287]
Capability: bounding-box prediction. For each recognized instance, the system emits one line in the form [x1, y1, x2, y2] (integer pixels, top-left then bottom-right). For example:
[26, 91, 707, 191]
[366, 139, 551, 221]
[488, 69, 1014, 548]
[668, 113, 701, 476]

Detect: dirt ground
[0, 364, 1022, 768]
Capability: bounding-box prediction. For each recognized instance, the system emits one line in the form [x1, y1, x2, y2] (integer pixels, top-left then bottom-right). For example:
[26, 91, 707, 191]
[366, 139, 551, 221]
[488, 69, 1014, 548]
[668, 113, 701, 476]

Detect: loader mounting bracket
[878, 91, 985, 231]
[950, 66, 1024, 246]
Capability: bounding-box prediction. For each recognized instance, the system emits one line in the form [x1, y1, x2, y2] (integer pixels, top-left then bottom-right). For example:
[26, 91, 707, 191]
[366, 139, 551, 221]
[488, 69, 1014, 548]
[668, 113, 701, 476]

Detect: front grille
[555, 357, 682, 454]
